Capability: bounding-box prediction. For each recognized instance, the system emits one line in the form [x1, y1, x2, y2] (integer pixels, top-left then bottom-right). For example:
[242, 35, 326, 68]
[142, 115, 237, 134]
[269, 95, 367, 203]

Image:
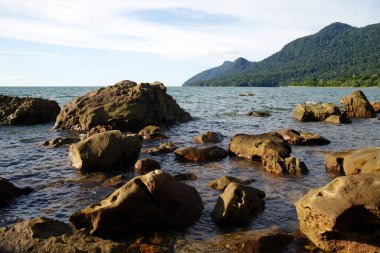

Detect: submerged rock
[54, 81, 192, 133]
[176, 228, 293, 253]
[293, 103, 350, 123]
[174, 172, 198, 181]
[193, 131, 223, 144]
[247, 110, 271, 117]
[0, 95, 60, 125]
[174, 145, 228, 162]
[211, 182, 265, 225]
[69, 130, 141, 171]
[340, 90, 376, 118]
[134, 158, 161, 174]
[238, 92, 255, 96]
[324, 147, 380, 175]
[276, 129, 330, 145]
[371, 101, 380, 112]
[324, 114, 352, 124]
[42, 137, 80, 148]
[208, 176, 254, 191]
[69, 170, 203, 237]
[138, 125, 168, 140]
[144, 142, 178, 155]
[0, 177, 32, 207]
[295, 173, 380, 252]
[102, 174, 128, 188]
[0, 217, 129, 252]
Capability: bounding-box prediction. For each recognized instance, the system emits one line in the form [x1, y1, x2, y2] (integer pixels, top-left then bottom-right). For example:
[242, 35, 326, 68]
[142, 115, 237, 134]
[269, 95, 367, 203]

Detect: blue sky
[0, 0, 379, 86]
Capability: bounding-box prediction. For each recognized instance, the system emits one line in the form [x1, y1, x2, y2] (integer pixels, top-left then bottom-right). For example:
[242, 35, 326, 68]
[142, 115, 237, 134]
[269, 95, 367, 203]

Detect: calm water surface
[0, 86, 379, 251]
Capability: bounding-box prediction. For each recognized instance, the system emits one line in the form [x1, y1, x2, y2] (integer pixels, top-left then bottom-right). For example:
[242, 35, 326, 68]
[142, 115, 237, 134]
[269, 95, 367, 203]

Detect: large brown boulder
[0, 217, 129, 253]
[193, 131, 223, 144]
[295, 174, 380, 252]
[211, 182, 265, 225]
[69, 170, 203, 237]
[276, 128, 330, 145]
[174, 145, 228, 162]
[54, 81, 192, 133]
[0, 95, 60, 125]
[340, 90, 376, 118]
[176, 228, 293, 253]
[324, 147, 380, 175]
[0, 177, 32, 207]
[293, 103, 346, 122]
[69, 130, 141, 171]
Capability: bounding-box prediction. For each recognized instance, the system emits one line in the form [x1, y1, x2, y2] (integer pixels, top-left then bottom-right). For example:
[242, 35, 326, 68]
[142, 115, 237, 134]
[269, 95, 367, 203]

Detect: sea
[0, 86, 379, 252]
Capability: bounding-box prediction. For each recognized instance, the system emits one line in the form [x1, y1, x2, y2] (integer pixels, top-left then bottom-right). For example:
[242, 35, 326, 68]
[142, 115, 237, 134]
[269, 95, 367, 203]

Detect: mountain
[182, 22, 380, 87]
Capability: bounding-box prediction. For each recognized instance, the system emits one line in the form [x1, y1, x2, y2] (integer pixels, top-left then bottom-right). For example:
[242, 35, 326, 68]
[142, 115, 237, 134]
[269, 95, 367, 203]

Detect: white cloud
[0, 0, 379, 64]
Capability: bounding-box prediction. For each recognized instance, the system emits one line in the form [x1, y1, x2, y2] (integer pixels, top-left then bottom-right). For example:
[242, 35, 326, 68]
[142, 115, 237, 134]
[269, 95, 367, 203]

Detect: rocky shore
[0, 84, 379, 252]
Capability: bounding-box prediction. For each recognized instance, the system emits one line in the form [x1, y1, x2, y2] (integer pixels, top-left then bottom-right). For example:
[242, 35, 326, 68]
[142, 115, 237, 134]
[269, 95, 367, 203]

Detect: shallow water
[0, 86, 379, 251]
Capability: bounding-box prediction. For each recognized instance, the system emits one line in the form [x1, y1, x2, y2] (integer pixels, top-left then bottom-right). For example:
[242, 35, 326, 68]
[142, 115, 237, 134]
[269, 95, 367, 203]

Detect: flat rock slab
[0, 95, 60, 125]
[174, 145, 228, 162]
[276, 128, 330, 145]
[295, 174, 380, 252]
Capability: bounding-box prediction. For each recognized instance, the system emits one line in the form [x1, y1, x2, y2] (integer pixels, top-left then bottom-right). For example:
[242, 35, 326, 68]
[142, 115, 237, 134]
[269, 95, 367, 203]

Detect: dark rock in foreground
[175, 228, 293, 253]
[295, 173, 380, 252]
[69, 170, 203, 237]
[340, 90, 376, 118]
[42, 137, 80, 148]
[293, 102, 351, 123]
[174, 145, 228, 162]
[0, 217, 128, 252]
[276, 128, 330, 145]
[54, 81, 192, 133]
[0, 95, 60, 125]
[69, 130, 141, 171]
[0, 177, 32, 207]
[211, 182, 265, 225]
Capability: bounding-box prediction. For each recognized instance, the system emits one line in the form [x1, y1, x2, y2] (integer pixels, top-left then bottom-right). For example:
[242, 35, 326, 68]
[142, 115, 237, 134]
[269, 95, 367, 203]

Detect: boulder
[293, 103, 347, 122]
[0, 177, 32, 207]
[295, 174, 380, 252]
[174, 173, 198, 181]
[54, 81, 192, 133]
[174, 145, 228, 162]
[0, 95, 60, 125]
[325, 147, 380, 175]
[340, 90, 376, 118]
[262, 155, 308, 176]
[371, 101, 380, 112]
[211, 182, 265, 225]
[69, 170, 203, 237]
[276, 129, 330, 145]
[193, 131, 223, 144]
[175, 228, 293, 253]
[42, 137, 80, 148]
[138, 125, 168, 140]
[134, 158, 161, 174]
[324, 114, 351, 124]
[247, 110, 271, 117]
[144, 142, 178, 155]
[69, 130, 141, 171]
[208, 176, 254, 191]
[0, 217, 129, 252]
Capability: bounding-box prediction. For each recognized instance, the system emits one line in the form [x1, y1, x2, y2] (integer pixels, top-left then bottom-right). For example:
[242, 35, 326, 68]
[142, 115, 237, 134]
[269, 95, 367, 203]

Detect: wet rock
[0, 95, 60, 125]
[247, 110, 271, 117]
[54, 81, 192, 133]
[144, 142, 178, 155]
[176, 228, 293, 253]
[324, 114, 351, 124]
[371, 101, 380, 112]
[102, 174, 128, 188]
[208, 176, 254, 191]
[42, 137, 80, 148]
[0, 217, 129, 252]
[295, 174, 380, 252]
[293, 103, 346, 122]
[174, 145, 228, 162]
[138, 125, 168, 140]
[211, 182, 265, 225]
[0, 177, 32, 207]
[134, 158, 161, 174]
[324, 147, 380, 175]
[69, 170, 203, 237]
[174, 173, 198, 181]
[340, 90, 376, 118]
[239, 92, 255, 96]
[69, 130, 141, 171]
[276, 129, 330, 145]
[262, 155, 308, 176]
[193, 131, 223, 144]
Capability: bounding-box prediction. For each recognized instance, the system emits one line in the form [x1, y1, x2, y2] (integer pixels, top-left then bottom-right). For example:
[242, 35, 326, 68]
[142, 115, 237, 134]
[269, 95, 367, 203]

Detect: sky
[0, 0, 379, 86]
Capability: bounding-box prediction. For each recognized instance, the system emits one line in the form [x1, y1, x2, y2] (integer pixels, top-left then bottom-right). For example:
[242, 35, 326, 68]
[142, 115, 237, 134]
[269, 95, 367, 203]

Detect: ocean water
[0, 86, 379, 251]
